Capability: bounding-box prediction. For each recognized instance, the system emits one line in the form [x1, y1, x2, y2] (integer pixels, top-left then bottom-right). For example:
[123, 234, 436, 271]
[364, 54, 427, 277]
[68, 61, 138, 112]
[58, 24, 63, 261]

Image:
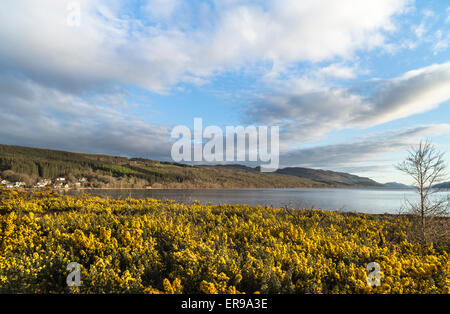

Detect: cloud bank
[280, 124, 450, 168]
[0, 0, 409, 94]
[0, 73, 172, 158]
[246, 62, 450, 142]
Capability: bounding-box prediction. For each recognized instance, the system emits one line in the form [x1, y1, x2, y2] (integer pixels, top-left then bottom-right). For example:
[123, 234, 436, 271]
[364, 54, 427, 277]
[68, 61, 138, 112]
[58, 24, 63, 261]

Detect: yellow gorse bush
[0, 188, 448, 294]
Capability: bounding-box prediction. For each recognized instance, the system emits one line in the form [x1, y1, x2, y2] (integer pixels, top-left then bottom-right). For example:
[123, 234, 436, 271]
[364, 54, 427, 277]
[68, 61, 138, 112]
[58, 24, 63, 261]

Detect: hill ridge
[0, 144, 382, 189]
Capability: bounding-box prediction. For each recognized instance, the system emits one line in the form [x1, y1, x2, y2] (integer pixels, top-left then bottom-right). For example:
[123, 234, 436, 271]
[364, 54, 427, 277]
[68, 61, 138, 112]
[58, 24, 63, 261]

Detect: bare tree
[396, 141, 449, 243]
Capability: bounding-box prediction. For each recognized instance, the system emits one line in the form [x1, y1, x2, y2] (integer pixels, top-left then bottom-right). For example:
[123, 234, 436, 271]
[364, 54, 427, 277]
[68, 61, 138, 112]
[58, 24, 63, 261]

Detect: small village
[0, 177, 87, 189]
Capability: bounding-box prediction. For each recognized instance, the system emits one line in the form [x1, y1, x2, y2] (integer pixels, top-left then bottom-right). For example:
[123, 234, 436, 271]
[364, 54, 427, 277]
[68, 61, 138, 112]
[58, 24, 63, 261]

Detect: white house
[35, 179, 52, 187]
[35, 182, 47, 188]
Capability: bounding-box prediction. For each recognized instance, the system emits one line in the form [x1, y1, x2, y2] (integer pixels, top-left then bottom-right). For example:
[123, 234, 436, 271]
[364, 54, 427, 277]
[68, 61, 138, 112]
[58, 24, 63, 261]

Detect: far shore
[51, 186, 395, 191]
[12, 185, 439, 193]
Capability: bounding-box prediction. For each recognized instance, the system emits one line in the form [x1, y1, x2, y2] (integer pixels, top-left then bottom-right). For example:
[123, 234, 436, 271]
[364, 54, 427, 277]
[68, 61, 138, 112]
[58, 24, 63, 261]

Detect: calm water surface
[63, 188, 450, 214]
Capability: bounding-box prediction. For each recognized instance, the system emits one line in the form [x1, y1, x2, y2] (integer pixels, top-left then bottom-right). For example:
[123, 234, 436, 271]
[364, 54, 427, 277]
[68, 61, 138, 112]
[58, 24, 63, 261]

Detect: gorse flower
[0, 188, 448, 294]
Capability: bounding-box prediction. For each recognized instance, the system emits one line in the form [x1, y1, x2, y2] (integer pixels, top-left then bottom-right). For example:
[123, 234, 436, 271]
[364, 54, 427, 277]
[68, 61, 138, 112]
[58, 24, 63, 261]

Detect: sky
[0, 0, 450, 184]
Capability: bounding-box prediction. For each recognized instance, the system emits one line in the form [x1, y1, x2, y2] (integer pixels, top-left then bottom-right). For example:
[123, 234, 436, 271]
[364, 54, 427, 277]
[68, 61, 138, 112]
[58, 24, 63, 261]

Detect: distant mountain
[384, 182, 414, 189]
[432, 182, 450, 189]
[275, 167, 383, 187]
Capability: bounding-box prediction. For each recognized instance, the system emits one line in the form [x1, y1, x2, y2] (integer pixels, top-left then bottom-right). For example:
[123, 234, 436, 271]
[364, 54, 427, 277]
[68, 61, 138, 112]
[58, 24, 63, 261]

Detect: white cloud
[246, 62, 450, 143]
[413, 22, 427, 38]
[432, 30, 450, 55]
[315, 64, 359, 79]
[353, 62, 450, 126]
[0, 0, 409, 94]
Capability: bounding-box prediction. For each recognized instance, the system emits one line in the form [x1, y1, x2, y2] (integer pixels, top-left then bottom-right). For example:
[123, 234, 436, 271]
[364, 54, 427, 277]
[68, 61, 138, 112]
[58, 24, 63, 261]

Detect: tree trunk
[420, 189, 426, 243]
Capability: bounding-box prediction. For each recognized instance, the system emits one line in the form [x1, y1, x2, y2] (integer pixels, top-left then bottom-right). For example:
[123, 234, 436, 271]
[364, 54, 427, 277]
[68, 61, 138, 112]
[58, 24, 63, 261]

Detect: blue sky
[0, 0, 450, 183]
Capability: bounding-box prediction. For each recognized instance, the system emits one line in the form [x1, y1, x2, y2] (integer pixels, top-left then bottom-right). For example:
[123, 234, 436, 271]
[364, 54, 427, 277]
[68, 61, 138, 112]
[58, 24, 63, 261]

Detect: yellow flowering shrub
[0, 188, 448, 294]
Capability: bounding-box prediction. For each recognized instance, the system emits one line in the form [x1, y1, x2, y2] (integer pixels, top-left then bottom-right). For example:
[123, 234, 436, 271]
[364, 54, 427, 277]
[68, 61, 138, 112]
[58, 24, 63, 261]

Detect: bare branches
[396, 140, 449, 244]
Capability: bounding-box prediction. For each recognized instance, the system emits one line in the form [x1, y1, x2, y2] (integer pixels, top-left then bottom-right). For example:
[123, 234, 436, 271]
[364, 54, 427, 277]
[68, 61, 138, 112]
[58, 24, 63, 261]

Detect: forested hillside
[275, 167, 383, 187]
[0, 144, 329, 188]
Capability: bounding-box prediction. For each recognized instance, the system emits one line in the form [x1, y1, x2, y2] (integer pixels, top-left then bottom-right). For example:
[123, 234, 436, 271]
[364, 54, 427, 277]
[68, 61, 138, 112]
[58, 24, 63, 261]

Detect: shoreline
[43, 185, 403, 191]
